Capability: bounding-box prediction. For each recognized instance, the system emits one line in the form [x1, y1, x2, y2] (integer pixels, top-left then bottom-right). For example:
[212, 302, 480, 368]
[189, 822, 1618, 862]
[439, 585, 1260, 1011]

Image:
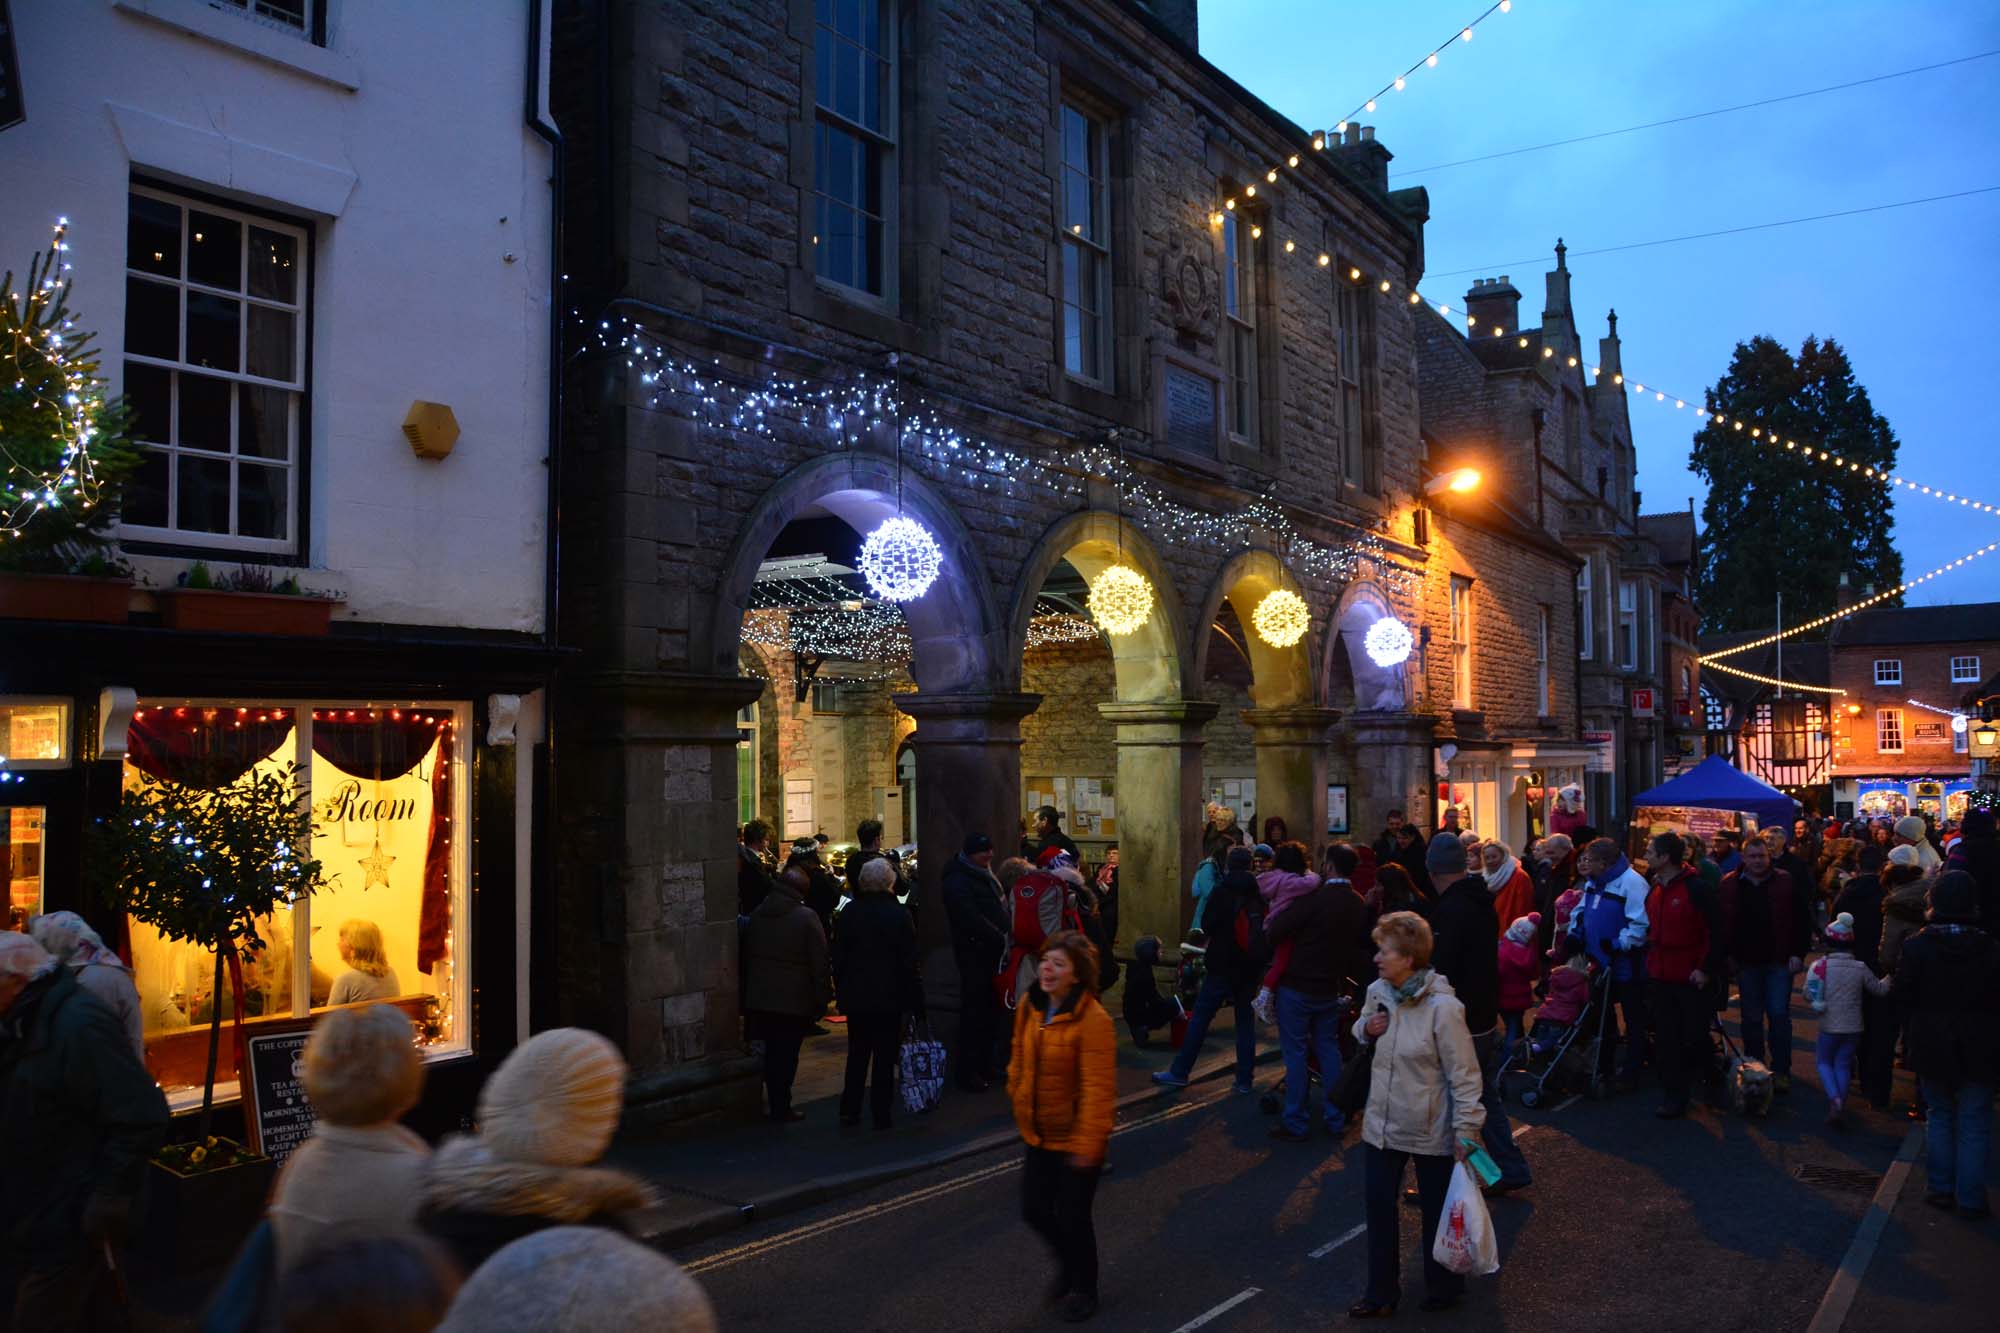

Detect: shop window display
[121, 701, 469, 1108]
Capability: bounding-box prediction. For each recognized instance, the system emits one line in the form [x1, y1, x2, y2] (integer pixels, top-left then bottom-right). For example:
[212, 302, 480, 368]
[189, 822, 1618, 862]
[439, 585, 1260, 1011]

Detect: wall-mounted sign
[0, 0, 22, 134]
[1162, 361, 1219, 456]
[1631, 688, 1655, 718]
[1584, 729, 1615, 773]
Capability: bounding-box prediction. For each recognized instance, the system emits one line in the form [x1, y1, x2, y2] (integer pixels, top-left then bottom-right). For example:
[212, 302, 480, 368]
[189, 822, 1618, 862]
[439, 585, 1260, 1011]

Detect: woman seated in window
[329, 919, 401, 1006]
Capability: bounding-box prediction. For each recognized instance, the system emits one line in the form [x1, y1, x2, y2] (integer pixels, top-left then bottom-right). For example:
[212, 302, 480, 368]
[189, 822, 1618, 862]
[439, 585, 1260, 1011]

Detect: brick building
[1699, 636, 1834, 811]
[1827, 599, 2000, 822]
[550, 0, 1587, 1114]
[1417, 245, 1695, 835]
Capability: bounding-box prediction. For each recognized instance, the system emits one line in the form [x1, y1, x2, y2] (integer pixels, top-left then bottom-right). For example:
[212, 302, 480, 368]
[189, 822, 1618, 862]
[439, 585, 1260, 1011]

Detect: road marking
[685, 1094, 1213, 1274]
[1805, 1124, 1922, 1333]
[1309, 1222, 1367, 1258]
[1549, 1094, 1581, 1112]
[1170, 1287, 1261, 1331]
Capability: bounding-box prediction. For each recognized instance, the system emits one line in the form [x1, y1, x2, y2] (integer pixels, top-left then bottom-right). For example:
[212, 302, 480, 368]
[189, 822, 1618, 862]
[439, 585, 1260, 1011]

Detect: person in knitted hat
[1880, 845, 1932, 975]
[1894, 871, 2000, 1216]
[28, 910, 144, 1060]
[1805, 913, 1892, 1128]
[1495, 914, 1542, 1077]
[438, 1226, 715, 1333]
[419, 1028, 656, 1272]
[269, 1004, 432, 1270]
[1893, 814, 1943, 874]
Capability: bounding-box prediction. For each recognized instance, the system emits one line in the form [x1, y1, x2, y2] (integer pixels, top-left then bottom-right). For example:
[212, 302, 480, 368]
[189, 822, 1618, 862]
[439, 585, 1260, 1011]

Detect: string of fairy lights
[1701, 660, 1846, 697]
[1700, 541, 2000, 662]
[2, 218, 114, 538]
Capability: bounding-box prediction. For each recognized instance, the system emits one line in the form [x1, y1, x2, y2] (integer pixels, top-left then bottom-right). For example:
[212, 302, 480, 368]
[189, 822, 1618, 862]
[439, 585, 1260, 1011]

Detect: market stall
[1630, 755, 1799, 857]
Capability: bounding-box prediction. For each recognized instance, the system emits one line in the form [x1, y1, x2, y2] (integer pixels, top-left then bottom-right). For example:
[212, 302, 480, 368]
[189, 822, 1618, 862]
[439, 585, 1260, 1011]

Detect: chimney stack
[1330, 124, 1392, 190]
[1464, 276, 1521, 337]
[1836, 573, 1856, 610]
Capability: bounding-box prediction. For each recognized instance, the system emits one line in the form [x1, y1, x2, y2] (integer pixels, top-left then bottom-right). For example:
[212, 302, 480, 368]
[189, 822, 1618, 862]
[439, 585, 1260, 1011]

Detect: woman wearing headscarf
[1480, 841, 1536, 932]
[29, 911, 144, 1060]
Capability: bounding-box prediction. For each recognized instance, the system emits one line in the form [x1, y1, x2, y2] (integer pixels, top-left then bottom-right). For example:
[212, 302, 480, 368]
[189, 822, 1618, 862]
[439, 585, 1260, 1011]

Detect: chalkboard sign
[1163, 362, 1217, 455]
[0, 0, 23, 133]
[243, 1027, 317, 1164]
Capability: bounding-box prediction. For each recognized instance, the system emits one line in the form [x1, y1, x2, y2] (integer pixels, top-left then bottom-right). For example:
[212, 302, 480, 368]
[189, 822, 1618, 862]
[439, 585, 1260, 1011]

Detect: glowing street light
[1424, 467, 1482, 497]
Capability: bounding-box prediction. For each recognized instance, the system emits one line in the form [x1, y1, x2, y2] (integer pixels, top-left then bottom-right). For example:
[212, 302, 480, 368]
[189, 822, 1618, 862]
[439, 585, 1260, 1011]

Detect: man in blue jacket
[1570, 838, 1652, 1088]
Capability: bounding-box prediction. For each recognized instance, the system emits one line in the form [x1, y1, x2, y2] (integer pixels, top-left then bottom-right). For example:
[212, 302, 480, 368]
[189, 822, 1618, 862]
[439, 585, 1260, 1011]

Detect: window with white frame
[1952, 655, 1980, 683]
[1056, 102, 1111, 386]
[1874, 659, 1902, 686]
[1577, 560, 1593, 660]
[1536, 606, 1551, 717]
[1221, 209, 1259, 444]
[1334, 272, 1378, 492]
[1877, 706, 1904, 754]
[1617, 579, 1638, 671]
[813, 0, 895, 299]
[215, 0, 325, 44]
[121, 187, 306, 554]
[1450, 575, 1473, 708]
[1701, 684, 1728, 731]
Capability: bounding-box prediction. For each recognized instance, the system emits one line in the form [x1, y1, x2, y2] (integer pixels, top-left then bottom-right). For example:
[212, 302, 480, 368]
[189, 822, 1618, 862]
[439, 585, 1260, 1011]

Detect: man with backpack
[1152, 846, 1264, 1092]
[995, 849, 1087, 1012]
[1264, 842, 1370, 1140]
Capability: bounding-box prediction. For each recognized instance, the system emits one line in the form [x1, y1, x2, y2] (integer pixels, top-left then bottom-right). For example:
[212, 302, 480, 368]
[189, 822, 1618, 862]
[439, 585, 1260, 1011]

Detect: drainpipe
[1529, 407, 1546, 531]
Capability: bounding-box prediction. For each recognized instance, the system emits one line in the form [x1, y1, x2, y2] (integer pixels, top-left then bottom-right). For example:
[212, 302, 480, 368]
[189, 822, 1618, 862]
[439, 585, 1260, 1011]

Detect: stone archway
[1195, 549, 1337, 848]
[1008, 511, 1208, 945]
[1326, 581, 1436, 839]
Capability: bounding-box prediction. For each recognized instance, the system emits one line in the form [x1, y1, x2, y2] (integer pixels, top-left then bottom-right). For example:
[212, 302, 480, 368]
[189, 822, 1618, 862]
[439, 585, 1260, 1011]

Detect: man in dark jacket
[789, 837, 842, 935]
[1832, 845, 1895, 1108]
[1263, 844, 1369, 1140]
[941, 833, 1008, 1091]
[1032, 805, 1080, 861]
[1643, 832, 1723, 1119]
[1720, 836, 1813, 1092]
[1894, 871, 2000, 1216]
[744, 867, 830, 1122]
[1153, 846, 1263, 1094]
[739, 819, 777, 917]
[1943, 807, 2000, 930]
[845, 818, 893, 899]
[0, 934, 168, 1325]
[1765, 827, 1816, 920]
[1428, 847, 1532, 1192]
[1371, 808, 1406, 864]
[832, 857, 922, 1128]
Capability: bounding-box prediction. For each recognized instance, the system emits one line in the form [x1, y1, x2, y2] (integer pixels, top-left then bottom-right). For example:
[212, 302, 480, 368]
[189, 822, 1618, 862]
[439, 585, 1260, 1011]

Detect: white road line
[1170, 1287, 1262, 1332]
[1549, 1094, 1581, 1112]
[1308, 1222, 1367, 1259]
[686, 1094, 1213, 1274]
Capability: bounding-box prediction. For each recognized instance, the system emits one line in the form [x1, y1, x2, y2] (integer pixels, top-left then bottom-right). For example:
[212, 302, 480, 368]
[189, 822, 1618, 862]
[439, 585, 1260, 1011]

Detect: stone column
[894, 691, 1041, 977]
[1099, 700, 1220, 945]
[1243, 706, 1343, 847]
[1349, 710, 1440, 837]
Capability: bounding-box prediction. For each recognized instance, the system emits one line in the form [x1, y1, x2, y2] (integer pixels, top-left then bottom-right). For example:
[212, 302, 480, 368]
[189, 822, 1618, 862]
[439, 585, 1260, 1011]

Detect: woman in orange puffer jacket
[1009, 930, 1117, 1323]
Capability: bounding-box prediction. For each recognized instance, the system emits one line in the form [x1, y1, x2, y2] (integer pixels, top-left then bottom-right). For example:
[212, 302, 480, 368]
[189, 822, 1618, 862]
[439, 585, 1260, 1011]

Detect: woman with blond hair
[1348, 911, 1486, 1319]
[1010, 930, 1116, 1323]
[329, 919, 401, 1006]
[268, 1004, 431, 1270]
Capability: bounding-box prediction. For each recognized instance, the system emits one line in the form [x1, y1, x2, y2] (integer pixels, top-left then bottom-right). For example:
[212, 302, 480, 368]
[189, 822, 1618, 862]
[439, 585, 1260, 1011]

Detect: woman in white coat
[1348, 911, 1487, 1319]
[29, 911, 145, 1060]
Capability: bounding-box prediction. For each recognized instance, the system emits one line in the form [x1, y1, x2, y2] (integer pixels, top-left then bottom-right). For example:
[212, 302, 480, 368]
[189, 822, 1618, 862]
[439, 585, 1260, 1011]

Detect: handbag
[1330, 1035, 1375, 1117]
[897, 1017, 947, 1115]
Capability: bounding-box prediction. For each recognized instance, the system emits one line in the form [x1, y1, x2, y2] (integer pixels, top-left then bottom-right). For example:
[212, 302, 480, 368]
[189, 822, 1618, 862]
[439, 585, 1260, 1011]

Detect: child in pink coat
[1497, 913, 1541, 1074]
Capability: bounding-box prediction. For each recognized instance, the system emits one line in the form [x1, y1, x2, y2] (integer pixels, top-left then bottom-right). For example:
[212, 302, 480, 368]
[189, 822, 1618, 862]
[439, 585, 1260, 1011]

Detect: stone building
[550, 0, 1585, 1114]
[1417, 244, 1696, 838]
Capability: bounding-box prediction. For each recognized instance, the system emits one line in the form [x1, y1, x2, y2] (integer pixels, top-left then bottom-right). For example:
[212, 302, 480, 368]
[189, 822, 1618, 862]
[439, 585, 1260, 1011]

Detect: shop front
[1841, 776, 1978, 824]
[0, 623, 549, 1136]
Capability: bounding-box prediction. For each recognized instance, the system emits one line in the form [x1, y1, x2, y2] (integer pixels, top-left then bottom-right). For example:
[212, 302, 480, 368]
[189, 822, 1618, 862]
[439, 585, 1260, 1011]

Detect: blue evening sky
[1200, 0, 2000, 609]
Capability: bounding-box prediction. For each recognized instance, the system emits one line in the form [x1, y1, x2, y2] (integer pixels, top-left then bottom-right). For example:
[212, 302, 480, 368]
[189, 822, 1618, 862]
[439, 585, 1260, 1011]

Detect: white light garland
[858, 516, 943, 602]
[3, 218, 114, 538]
[1701, 540, 2000, 663]
[1088, 564, 1154, 636]
[1701, 659, 1846, 696]
[1364, 616, 1415, 667]
[1251, 589, 1311, 647]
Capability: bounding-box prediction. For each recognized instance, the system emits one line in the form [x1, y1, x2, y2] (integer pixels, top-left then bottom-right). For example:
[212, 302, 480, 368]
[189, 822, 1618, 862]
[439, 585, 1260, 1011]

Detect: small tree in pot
[93, 760, 329, 1161]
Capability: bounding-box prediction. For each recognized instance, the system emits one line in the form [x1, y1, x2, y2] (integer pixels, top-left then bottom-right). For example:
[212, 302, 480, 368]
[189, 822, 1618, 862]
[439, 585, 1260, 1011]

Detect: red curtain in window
[416, 727, 454, 975]
[125, 708, 294, 788]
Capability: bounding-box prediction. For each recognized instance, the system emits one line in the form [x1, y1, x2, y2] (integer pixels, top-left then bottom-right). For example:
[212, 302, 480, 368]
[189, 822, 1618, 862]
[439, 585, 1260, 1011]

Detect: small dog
[1727, 1055, 1774, 1117]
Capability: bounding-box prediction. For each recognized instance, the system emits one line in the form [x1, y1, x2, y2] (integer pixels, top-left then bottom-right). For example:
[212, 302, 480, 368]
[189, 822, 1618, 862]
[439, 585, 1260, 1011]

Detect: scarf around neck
[1392, 968, 1433, 1004]
[1482, 855, 1521, 894]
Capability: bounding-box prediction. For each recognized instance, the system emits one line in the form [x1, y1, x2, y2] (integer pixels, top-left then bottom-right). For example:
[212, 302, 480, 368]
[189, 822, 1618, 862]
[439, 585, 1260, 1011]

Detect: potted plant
[91, 759, 329, 1269]
[157, 561, 343, 635]
[0, 220, 141, 620]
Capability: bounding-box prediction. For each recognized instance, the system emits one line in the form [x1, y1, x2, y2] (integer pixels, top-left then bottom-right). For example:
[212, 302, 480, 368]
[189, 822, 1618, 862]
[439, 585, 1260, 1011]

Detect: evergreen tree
[1691, 335, 1903, 634]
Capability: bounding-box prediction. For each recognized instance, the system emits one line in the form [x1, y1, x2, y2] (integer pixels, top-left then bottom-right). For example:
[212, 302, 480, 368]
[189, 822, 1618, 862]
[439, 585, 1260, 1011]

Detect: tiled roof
[1830, 601, 2000, 647]
[1636, 512, 1696, 566]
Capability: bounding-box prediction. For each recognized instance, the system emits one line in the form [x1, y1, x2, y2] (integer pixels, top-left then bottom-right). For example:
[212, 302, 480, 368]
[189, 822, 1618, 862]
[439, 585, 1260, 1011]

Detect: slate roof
[1830, 601, 2000, 648]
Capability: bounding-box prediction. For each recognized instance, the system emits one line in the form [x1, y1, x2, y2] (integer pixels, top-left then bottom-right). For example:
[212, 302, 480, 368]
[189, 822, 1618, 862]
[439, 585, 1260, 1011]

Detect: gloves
[1251, 986, 1276, 1026]
[81, 1192, 133, 1248]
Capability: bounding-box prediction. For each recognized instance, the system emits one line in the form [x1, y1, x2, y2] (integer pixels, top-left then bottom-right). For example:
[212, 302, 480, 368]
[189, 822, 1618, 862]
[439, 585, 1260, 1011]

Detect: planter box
[0, 572, 132, 622]
[158, 588, 339, 636]
[137, 1139, 276, 1275]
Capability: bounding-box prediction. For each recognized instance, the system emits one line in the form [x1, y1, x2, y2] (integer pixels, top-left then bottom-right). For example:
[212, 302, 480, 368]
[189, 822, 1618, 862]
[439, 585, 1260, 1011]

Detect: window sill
[1046, 366, 1145, 430]
[113, 0, 360, 92]
[788, 269, 923, 354]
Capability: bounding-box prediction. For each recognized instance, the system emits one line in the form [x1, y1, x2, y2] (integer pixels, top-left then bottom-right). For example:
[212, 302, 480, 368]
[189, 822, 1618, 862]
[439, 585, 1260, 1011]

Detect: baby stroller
[1511, 968, 1614, 1108]
[1123, 934, 1204, 1048]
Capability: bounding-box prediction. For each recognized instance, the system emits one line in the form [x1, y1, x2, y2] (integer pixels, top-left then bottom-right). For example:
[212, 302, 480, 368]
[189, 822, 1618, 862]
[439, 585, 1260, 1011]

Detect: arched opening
[1326, 581, 1431, 845]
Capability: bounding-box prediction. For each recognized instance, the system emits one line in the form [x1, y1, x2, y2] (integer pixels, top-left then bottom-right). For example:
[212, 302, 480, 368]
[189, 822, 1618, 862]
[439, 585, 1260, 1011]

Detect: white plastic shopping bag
[1433, 1161, 1500, 1276]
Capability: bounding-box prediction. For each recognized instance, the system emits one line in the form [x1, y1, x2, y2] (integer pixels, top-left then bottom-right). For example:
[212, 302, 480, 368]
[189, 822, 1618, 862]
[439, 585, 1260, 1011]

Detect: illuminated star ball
[1364, 616, 1414, 668]
[1087, 564, 1154, 636]
[1251, 589, 1311, 648]
[858, 516, 943, 602]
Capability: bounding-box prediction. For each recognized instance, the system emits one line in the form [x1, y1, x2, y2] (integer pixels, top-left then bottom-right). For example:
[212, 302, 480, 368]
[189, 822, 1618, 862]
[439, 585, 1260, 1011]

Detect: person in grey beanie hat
[1426, 831, 1470, 884]
[438, 1226, 716, 1332]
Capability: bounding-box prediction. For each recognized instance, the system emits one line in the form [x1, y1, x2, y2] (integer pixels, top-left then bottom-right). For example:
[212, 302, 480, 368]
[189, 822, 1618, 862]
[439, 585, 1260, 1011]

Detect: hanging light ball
[1364, 616, 1415, 668]
[858, 516, 943, 602]
[1087, 564, 1154, 636]
[1250, 589, 1311, 648]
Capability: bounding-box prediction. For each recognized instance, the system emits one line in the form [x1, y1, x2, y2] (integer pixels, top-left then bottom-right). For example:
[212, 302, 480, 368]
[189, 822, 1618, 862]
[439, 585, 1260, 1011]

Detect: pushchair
[1509, 967, 1614, 1108]
[1122, 933, 1205, 1048]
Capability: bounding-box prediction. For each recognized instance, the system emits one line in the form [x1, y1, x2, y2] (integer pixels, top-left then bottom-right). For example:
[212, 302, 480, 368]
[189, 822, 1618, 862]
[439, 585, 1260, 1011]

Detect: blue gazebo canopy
[1633, 755, 1798, 831]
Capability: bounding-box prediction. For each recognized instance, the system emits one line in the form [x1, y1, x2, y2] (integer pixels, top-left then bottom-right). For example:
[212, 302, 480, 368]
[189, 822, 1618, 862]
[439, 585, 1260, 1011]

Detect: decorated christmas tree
[1, 218, 139, 573]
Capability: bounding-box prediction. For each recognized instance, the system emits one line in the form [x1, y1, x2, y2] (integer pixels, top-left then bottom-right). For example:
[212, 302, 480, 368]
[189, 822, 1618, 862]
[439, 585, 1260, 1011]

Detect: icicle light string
[575, 315, 1418, 595]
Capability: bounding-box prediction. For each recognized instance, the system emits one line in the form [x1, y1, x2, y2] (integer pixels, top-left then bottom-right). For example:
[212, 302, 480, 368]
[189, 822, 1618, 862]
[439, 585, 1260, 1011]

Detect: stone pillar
[1350, 710, 1440, 838]
[1243, 706, 1342, 847]
[1099, 700, 1219, 945]
[894, 691, 1041, 985]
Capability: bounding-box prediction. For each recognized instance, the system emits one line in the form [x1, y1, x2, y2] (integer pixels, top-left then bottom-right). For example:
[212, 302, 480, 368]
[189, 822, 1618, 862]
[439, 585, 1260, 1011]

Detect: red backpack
[995, 871, 1085, 1008]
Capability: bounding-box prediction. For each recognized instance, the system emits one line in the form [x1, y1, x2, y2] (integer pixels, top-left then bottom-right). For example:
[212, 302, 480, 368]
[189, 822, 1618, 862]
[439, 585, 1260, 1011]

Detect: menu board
[243, 1027, 316, 1164]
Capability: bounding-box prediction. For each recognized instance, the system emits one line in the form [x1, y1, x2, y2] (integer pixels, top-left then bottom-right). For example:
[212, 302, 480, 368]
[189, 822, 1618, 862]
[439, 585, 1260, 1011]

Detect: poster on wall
[1325, 784, 1348, 836]
[784, 777, 815, 838]
[1583, 730, 1615, 773]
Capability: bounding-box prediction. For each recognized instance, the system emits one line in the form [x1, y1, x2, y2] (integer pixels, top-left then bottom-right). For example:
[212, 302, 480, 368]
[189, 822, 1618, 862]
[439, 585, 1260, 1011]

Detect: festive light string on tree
[1701, 540, 2000, 662]
[1701, 659, 1847, 696]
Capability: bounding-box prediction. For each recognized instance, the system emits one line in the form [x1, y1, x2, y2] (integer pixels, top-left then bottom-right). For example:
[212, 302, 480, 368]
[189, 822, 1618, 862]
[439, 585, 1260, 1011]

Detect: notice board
[242, 1024, 317, 1164]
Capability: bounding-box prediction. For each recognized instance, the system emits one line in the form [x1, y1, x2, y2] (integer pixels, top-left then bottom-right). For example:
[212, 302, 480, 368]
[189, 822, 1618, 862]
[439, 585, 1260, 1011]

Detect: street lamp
[1424, 467, 1482, 497]
[1977, 723, 1998, 749]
